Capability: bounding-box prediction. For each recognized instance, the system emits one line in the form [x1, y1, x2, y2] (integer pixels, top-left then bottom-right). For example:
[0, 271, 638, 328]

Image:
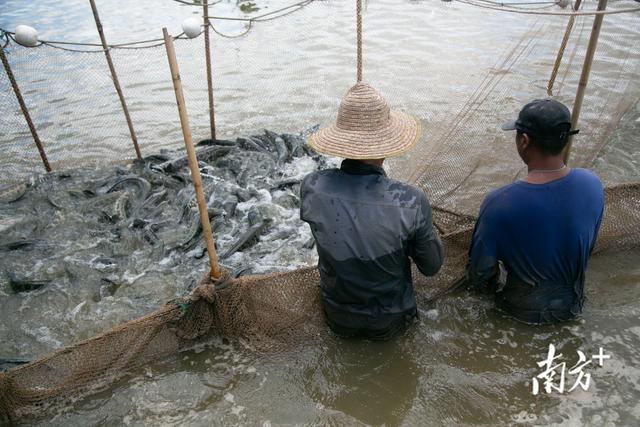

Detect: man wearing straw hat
[467, 99, 604, 324]
[300, 82, 443, 340]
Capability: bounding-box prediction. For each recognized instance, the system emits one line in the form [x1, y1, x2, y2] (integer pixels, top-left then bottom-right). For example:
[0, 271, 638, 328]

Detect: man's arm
[589, 187, 605, 255]
[466, 199, 500, 293]
[409, 194, 443, 276]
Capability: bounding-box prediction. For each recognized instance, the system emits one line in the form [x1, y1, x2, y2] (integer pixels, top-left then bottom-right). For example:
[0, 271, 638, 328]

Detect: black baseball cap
[501, 99, 579, 141]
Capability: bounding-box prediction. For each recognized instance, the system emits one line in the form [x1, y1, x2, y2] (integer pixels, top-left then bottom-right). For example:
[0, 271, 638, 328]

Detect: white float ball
[182, 17, 202, 39]
[14, 25, 39, 47]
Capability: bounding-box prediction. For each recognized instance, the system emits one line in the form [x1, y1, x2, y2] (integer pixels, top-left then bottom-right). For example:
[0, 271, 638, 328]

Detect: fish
[236, 154, 277, 188]
[107, 176, 152, 202]
[0, 182, 28, 204]
[46, 192, 65, 210]
[300, 124, 320, 138]
[142, 189, 169, 209]
[282, 133, 307, 157]
[237, 137, 264, 152]
[249, 136, 271, 152]
[264, 130, 290, 164]
[197, 138, 237, 147]
[112, 191, 132, 222]
[156, 146, 232, 173]
[7, 272, 51, 293]
[0, 128, 331, 310]
[0, 240, 37, 251]
[220, 209, 270, 259]
[303, 236, 316, 249]
[142, 153, 171, 164]
[107, 176, 152, 221]
[174, 206, 224, 251]
[236, 188, 254, 203]
[0, 358, 30, 371]
[271, 177, 301, 191]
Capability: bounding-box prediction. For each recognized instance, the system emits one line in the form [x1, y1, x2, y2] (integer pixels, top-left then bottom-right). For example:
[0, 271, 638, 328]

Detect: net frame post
[163, 27, 221, 280]
[89, 0, 142, 160]
[203, 1, 217, 141]
[0, 41, 52, 173]
[563, 0, 608, 164]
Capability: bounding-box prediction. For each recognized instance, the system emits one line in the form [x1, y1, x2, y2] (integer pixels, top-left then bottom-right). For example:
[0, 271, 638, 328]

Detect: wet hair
[517, 131, 568, 156]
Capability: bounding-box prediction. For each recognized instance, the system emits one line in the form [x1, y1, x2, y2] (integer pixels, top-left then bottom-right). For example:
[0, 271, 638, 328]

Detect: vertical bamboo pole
[0, 44, 52, 172]
[547, 0, 583, 96]
[356, 0, 363, 82]
[203, 1, 217, 140]
[163, 28, 221, 280]
[563, 0, 608, 164]
[89, 0, 142, 160]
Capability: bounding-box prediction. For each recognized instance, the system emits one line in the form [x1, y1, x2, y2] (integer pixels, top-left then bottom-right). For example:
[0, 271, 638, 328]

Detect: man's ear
[521, 133, 531, 150]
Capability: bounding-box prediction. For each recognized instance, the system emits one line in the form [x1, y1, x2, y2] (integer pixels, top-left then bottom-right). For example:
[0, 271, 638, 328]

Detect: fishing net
[1, 0, 640, 423]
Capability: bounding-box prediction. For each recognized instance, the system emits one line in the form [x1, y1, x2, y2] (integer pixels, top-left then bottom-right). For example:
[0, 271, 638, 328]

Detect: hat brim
[307, 111, 422, 159]
[501, 120, 517, 131]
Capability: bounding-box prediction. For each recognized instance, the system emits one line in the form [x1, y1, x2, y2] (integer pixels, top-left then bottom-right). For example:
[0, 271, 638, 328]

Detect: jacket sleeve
[466, 197, 499, 292]
[299, 173, 312, 223]
[409, 193, 443, 277]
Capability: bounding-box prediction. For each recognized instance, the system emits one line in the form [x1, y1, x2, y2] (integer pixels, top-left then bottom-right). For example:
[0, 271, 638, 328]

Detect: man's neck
[358, 158, 385, 167]
[524, 155, 570, 184]
[526, 156, 565, 172]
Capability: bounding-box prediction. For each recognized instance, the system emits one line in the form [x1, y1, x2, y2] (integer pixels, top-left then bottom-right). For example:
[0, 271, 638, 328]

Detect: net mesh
[1, 0, 640, 423]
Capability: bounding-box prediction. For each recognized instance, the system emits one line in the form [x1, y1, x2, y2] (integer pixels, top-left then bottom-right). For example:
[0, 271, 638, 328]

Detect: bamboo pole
[89, 0, 142, 160]
[547, 0, 583, 96]
[0, 44, 52, 172]
[563, 0, 608, 165]
[203, 1, 217, 140]
[163, 28, 221, 280]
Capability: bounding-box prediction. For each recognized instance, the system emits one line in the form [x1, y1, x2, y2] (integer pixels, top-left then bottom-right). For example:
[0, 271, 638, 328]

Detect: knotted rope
[192, 268, 233, 303]
[171, 269, 233, 340]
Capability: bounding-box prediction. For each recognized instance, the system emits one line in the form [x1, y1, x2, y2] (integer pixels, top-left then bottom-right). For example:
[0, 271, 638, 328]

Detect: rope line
[455, 0, 640, 15]
[172, 0, 222, 6]
[0, 30, 10, 49]
[2, 30, 191, 53]
[472, 0, 562, 8]
[2, 0, 637, 51]
[0, 0, 316, 50]
[474, 0, 559, 5]
[356, 0, 363, 82]
[208, 21, 253, 39]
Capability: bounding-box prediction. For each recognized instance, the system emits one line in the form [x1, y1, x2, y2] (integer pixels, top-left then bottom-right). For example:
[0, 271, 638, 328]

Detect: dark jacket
[300, 159, 443, 329]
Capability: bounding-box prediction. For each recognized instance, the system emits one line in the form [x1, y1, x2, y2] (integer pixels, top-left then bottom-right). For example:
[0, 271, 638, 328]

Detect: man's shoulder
[301, 168, 340, 189]
[480, 182, 520, 213]
[571, 168, 604, 189]
[385, 177, 426, 198]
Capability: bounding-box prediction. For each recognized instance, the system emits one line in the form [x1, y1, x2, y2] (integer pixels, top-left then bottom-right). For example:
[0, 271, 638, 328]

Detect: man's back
[300, 159, 442, 333]
[468, 168, 604, 322]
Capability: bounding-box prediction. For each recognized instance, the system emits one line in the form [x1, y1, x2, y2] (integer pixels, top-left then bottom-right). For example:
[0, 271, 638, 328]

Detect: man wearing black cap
[467, 99, 604, 324]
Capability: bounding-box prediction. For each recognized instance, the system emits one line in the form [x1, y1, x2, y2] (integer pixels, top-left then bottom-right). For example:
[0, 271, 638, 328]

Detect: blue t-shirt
[467, 168, 604, 317]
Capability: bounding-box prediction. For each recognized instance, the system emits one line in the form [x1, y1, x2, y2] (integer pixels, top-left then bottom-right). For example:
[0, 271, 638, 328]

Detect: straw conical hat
[308, 82, 421, 159]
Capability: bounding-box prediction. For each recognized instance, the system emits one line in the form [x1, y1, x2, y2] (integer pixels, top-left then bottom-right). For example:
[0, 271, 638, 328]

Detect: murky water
[1, 0, 640, 425]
